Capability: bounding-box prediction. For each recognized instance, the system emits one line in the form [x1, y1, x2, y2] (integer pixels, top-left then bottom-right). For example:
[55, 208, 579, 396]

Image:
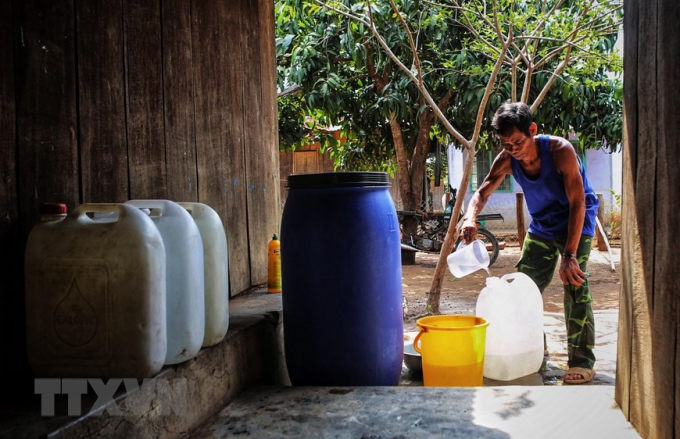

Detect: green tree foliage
[277, 0, 622, 211]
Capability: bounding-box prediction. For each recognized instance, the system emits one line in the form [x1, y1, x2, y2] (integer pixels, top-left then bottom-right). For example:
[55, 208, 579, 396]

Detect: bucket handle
[412, 328, 426, 354]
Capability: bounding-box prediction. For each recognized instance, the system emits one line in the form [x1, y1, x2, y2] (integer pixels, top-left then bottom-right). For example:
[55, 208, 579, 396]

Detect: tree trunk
[393, 109, 435, 237]
[390, 113, 416, 209]
[426, 145, 475, 314]
[408, 109, 434, 207]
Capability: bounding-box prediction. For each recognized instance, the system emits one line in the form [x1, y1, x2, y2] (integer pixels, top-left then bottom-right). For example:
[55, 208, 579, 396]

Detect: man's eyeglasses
[500, 134, 530, 152]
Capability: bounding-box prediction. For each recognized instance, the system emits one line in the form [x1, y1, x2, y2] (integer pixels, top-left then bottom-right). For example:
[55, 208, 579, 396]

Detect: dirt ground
[401, 243, 621, 332]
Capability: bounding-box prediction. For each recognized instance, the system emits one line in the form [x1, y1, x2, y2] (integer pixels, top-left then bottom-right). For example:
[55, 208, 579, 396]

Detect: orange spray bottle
[267, 234, 282, 293]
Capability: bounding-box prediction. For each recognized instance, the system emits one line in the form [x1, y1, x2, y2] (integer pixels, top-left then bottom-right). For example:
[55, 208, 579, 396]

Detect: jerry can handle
[126, 200, 175, 217]
[501, 272, 524, 283]
[69, 203, 127, 221]
[413, 328, 426, 354]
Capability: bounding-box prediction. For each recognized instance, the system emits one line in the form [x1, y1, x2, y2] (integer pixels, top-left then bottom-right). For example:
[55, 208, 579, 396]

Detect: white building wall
[585, 147, 623, 216]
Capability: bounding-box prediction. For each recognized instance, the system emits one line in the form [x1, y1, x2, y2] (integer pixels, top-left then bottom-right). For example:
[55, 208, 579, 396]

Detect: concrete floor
[191, 309, 640, 438]
[192, 386, 640, 438]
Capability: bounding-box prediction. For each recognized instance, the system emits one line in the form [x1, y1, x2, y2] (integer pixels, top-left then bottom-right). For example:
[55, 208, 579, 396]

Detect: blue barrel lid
[287, 172, 391, 188]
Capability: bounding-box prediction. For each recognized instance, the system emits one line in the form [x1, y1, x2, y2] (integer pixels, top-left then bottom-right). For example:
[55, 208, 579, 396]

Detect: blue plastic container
[281, 172, 403, 386]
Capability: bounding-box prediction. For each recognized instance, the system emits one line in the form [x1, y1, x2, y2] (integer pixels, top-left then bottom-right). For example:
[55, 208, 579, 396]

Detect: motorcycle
[396, 189, 504, 266]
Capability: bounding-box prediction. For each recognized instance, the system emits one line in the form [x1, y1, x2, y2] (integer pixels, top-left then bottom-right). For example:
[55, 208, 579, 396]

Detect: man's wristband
[562, 252, 576, 260]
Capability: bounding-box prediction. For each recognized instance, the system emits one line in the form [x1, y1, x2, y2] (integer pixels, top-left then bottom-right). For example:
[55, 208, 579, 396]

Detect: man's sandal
[563, 367, 595, 385]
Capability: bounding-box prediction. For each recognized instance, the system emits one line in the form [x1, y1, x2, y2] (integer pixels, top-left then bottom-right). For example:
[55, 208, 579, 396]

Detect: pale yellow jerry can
[25, 203, 167, 378]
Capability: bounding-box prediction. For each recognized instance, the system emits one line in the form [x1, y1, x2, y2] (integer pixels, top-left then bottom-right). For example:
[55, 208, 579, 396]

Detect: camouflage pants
[516, 233, 596, 369]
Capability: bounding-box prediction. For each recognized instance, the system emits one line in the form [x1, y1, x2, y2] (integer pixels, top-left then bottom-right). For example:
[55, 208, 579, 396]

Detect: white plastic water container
[178, 202, 229, 347]
[475, 272, 544, 381]
[447, 239, 490, 278]
[127, 200, 205, 365]
[25, 204, 167, 378]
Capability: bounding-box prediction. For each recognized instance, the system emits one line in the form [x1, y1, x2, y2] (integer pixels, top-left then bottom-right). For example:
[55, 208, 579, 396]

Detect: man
[461, 101, 599, 384]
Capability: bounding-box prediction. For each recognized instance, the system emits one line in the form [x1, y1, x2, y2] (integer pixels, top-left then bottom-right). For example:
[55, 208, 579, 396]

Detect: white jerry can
[25, 204, 167, 378]
[127, 200, 205, 365]
[178, 202, 229, 347]
[476, 272, 544, 381]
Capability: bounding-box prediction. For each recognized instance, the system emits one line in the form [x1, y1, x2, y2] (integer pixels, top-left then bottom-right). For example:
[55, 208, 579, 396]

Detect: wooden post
[401, 248, 416, 265]
[617, 1, 680, 436]
[595, 193, 607, 251]
[516, 193, 526, 248]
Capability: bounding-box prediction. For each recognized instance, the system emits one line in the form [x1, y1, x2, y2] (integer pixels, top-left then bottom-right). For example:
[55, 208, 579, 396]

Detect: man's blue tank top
[511, 135, 599, 240]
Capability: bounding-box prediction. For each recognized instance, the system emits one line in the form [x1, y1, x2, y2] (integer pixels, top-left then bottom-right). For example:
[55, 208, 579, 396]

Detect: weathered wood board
[77, 0, 129, 203]
[0, 0, 20, 377]
[124, 0, 167, 200]
[192, 0, 250, 295]
[617, 1, 680, 438]
[163, 0, 199, 202]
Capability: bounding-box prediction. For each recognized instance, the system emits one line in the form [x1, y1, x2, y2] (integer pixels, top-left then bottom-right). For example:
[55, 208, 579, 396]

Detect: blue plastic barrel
[281, 172, 403, 386]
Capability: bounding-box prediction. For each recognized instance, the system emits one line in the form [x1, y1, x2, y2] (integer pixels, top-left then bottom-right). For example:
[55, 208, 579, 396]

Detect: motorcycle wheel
[454, 228, 500, 266]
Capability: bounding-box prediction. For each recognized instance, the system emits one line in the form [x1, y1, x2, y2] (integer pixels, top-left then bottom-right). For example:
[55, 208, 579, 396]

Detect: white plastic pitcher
[446, 239, 490, 278]
[25, 203, 167, 378]
[127, 200, 205, 365]
[475, 272, 544, 381]
[178, 202, 229, 347]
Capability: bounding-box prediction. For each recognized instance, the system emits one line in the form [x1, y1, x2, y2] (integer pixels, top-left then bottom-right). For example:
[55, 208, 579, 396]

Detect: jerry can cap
[40, 203, 68, 215]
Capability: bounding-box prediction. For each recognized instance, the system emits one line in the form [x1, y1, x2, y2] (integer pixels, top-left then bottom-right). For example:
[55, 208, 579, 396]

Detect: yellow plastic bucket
[413, 315, 489, 387]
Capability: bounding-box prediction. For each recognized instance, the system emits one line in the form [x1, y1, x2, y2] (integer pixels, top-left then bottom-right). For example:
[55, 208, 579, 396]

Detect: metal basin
[403, 343, 422, 375]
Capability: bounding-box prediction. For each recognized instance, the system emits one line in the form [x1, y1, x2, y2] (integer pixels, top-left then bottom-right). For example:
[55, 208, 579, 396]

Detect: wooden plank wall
[78, 1, 129, 202]
[244, 0, 280, 284]
[278, 144, 334, 207]
[0, 0, 22, 385]
[616, 0, 680, 437]
[163, 0, 199, 202]
[0, 0, 279, 385]
[191, 0, 250, 292]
